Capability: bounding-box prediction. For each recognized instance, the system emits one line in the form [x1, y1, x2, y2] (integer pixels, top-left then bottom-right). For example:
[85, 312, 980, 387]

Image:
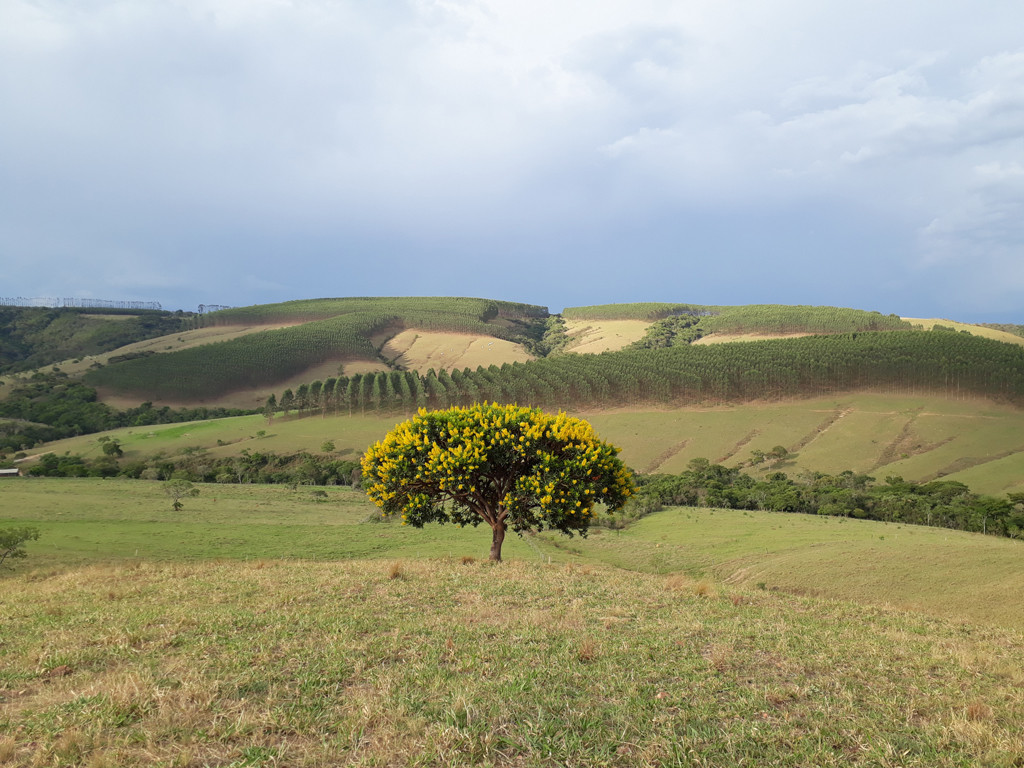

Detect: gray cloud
[0, 0, 1021, 320]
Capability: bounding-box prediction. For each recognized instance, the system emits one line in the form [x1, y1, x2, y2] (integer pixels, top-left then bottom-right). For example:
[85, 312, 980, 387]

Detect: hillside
[5, 298, 1024, 767]
[4, 299, 1020, 411]
[79, 296, 547, 407]
[25, 393, 1024, 496]
[4, 298, 1024, 493]
[4, 478, 1022, 629]
[0, 306, 187, 374]
[2, 478, 1023, 766]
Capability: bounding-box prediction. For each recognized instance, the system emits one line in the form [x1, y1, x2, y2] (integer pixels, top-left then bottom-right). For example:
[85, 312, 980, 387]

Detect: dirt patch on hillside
[693, 332, 813, 345]
[717, 430, 760, 464]
[871, 411, 959, 469]
[380, 330, 533, 372]
[563, 320, 651, 354]
[901, 318, 1024, 347]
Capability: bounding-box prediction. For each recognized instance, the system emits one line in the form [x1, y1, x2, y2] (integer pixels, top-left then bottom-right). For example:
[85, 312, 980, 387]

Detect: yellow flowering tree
[361, 403, 634, 561]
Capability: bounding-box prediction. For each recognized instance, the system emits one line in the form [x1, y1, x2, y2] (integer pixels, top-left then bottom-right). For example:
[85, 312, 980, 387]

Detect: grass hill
[2, 478, 1023, 766]
[5, 298, 1024, 766]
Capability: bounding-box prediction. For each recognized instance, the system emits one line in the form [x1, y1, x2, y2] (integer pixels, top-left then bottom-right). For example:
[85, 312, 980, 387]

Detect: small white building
[0, 468, 21, 478]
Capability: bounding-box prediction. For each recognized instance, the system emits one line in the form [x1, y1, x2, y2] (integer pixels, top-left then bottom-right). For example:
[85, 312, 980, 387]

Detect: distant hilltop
[0, 297, 163, 311]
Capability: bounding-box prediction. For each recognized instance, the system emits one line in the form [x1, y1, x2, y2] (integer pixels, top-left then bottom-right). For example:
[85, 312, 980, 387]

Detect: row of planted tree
[84, 300, 550, 400]
[267, 331, 1024, 417]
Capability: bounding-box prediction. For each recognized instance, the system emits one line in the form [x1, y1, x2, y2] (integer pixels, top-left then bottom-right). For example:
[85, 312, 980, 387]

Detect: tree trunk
[489, 522, 507, 562]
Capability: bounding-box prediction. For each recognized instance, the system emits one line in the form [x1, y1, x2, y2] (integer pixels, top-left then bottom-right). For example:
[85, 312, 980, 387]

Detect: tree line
[0, 307, 189, 374]
[627, 305, 911, 349]
[199, 296, 546, 328]
[0, 373, 251, 455]
[0, 297, 162, 310]
[23, 446, 361, 488]
[267, 331, 1024, 418]
[618, 458, 1024, 540]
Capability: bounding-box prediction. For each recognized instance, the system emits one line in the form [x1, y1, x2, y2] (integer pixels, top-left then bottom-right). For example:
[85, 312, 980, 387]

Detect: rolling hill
[4, 298, 1020, 410]
[3, 297, 1024, 496]
[3, 298, 1024, 768]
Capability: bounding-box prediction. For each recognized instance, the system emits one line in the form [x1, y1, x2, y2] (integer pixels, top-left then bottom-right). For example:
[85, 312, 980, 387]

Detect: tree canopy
[361, 403, 634, 560]
[0, 526, 40, 569]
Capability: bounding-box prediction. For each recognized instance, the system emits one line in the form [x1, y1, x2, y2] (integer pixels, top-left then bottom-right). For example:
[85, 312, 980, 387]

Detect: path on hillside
[792, 407, 852, 453]
[644, 439, 690, 474]
[716, 430, 760, 465]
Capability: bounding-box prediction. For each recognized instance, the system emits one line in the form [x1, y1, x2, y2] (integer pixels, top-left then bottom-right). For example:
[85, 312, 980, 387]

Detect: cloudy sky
[2, 0, 1022, 320]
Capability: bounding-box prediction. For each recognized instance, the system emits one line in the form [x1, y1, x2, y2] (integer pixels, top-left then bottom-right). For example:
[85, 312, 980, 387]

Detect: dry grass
[693, 331, 813, 345]
[903, 318, 1024, 347]
[0, 737, 16, 762]
[563, 319, 652, 354]
[2, 560, 1023, 766]
[663, 573, 691, 591]
[379, 330, 533, 372]
[388, 560, 406, 580]
[693, 579, 714, 597]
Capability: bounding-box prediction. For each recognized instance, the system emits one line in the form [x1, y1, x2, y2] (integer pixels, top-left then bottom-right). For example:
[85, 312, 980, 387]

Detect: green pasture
[0, 479, 544, 567]
[3, 477, 1024, 765]
[583, 405, 832, 472]
[25, 393, 1024, 495]
[570, 507, 1024, 630]
[879, 405, 1024, 486]
[4, 477, 1024, 631]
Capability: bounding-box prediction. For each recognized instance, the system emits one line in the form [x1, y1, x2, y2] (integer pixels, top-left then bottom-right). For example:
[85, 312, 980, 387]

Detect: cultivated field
[18, 324, 300, 382]
[98, 358, 394, 412]
[2, 478, 1023, 766]
[379, 330, 534, 372]
[563, 319, 651, 353]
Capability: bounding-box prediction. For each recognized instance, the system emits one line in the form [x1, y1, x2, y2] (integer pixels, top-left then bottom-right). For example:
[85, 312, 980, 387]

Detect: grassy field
[2, 480, 1024, 767]
[567, 507, 1024, 630]
[0, 479, 545, 566]
[3, 479, 1023, 766]
[24, 393, 1024, 496]
[2, 559, 1022, 767]
[4, 478, 1024, 631]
